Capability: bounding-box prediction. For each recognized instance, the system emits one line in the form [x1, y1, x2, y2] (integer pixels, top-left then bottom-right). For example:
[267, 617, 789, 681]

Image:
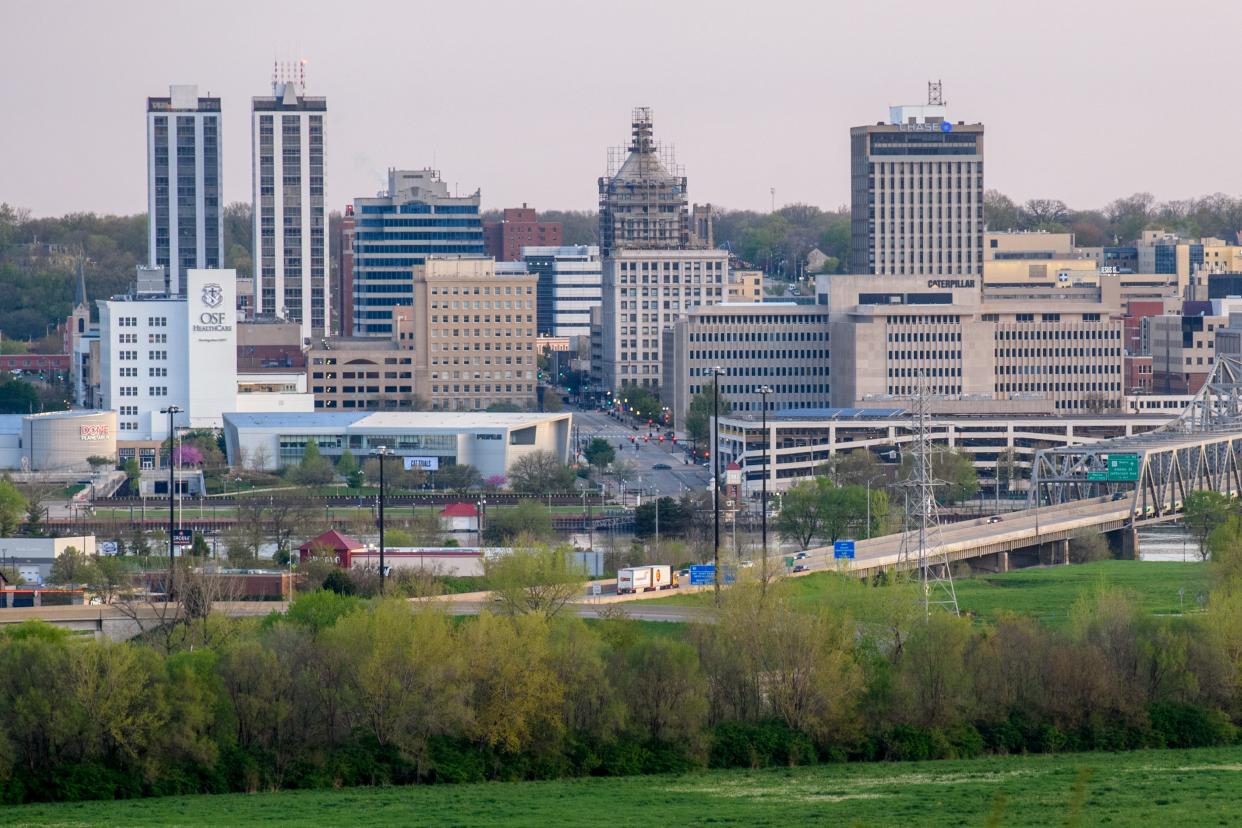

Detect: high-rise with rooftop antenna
[251, 60, 328, 342]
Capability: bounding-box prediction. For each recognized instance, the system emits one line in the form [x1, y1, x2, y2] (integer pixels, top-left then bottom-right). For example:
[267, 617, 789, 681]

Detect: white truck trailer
[617, 564, 676, 594]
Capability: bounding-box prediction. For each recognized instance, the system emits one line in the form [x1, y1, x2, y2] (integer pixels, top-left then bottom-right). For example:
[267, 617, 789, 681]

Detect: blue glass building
[350, 169, 483, 335]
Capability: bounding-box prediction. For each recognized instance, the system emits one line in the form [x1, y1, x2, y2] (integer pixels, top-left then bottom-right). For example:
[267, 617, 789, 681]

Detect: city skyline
[5, 0, 1241, 218]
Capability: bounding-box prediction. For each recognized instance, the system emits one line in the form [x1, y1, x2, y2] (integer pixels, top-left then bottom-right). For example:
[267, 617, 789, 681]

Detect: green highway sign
[1087, 471, 1107, 481]
[784, 557, 794, 568]
[1106, 454, 1139, 481]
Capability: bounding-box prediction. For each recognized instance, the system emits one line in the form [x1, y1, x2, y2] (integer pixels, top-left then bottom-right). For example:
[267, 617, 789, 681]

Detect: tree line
[6, 538, 1242, 804]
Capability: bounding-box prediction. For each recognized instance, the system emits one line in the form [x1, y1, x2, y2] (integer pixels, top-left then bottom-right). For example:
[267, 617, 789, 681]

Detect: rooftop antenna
[928, 80, 944, 106]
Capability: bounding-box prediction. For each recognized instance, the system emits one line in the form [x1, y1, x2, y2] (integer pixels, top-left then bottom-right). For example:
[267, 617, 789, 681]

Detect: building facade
[663, 302, 831, 429]
[523, 245, 602, 337]
[351, 169, 484, 336]
[147, 85, 223, 295]
[251, 71, 328, 341]
[98, 269, 238, 440]
[483, 206, 562, 261]
[223, 411, 572, 478]
[599, 247, 730, 391]
[336, 205, 356, 336]
[307, 307, 417, 411]
[1147, 307, 1227, 394]
[849, 100, 984, 277]
[819, 274, 1125, 413]
[411, 257, 538, 411]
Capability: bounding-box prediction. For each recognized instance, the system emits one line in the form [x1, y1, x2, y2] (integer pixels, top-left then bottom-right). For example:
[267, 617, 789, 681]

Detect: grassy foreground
[10, 746, 1242, 827]
[648, 560, 1210, 626]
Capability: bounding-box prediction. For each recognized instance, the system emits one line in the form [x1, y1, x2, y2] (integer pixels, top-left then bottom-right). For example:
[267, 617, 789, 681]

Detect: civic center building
[222, 411, 572, 479]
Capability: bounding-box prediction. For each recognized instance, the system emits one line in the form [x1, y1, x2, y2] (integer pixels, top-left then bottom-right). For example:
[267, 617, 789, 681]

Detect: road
[788, 496, 1133, 574]
[572, 408, 712, 497]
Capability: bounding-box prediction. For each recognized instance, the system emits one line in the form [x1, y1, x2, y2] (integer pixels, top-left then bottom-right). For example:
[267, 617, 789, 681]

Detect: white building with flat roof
[222, 411, 572, 479]
[100, 269, 239, 439]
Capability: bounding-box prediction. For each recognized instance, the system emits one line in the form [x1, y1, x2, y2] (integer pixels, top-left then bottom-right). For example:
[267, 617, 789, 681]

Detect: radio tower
[897, 373, 959, 617]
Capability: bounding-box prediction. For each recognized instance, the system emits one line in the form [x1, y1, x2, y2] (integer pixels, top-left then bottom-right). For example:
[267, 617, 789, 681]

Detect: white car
[738, 560, 754, 569]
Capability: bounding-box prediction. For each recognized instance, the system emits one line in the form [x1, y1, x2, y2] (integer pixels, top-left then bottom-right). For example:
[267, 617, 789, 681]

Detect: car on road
[738, 560, 754, 569]
[652, 463, 671, 470]
[1111, 492, 1127, 501]
[794, 551, 809, 560]
[986, 515, 1004, 524]
[792, 564, 809, 573]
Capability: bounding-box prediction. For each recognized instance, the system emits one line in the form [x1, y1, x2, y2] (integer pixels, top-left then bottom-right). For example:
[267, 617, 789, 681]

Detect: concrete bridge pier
[1108, 527, 1139, 560]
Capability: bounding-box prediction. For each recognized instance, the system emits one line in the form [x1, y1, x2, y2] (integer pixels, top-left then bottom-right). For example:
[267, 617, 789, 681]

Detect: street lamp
[758, 385, 773, 583]
[371, 445, 388, 594]
[160, 405, 181, 594]
[711, 366, 727, 603]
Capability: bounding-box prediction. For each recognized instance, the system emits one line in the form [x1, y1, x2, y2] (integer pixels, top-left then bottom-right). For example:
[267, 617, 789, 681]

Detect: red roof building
[299, 529, 364, 566]
[440, 503, 479, 518]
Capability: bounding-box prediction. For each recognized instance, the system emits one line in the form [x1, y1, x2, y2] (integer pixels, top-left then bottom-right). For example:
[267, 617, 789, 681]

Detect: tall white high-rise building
[849, 87, 984, 277]
[252, 63, 328, 342]
[147, 85, 223, 296]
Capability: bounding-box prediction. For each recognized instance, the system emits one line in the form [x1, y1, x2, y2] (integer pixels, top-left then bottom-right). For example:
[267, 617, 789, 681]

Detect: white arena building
[222, 411, 572, 479]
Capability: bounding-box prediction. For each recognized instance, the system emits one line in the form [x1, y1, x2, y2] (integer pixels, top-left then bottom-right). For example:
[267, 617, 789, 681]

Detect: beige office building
[599, 247, 730, 392]
[663, 302, 832, 428]
[412, 256, 538, 411]
[819, 274, 1124, 412]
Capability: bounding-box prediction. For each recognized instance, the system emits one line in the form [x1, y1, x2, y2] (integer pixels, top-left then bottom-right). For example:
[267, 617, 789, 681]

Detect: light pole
[160, 405, 181, 595]
[711, 366, 726, 603]
[371, 445, 388, 594]
[758, 385, 773, 584]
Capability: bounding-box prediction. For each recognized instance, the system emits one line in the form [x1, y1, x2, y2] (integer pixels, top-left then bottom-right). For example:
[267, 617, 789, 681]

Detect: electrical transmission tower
[897, 375, 959, 618]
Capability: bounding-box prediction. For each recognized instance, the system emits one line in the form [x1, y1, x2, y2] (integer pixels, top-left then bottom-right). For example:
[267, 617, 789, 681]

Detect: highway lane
[794, 496, 1134, 573]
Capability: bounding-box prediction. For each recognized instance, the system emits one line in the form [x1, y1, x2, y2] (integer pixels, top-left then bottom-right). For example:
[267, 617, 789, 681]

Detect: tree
[902, 450, 978, 505]
[635, 496, 691, 538]
[291, 440, 335, 487]
[0, 378, 39, 414]
[190, 531, 211, 559]
[170, 444, 204, 468]
[484, 545, 584, 619]
[482, 501, 554, 544]
[267, 492, 320, 557]
[0, 478, 25, 536]
[508, 450, 576, 494]
[617, 384, 662, 422]
[49, 545, 91, 584]
[435, 463, 482, 491]
[776, 479, 828, 549]
[363, 455, 426, 490]
[1185, 491, 1233, 561]
[820, 449, 883, 487]
[335, 448, 361, 488]
[86, 455, 115, 474]
[123, 457, 141, 490]
[583, 437, 615, 470]
[685, 382, 731, 446]
[485, 401, 523, 413]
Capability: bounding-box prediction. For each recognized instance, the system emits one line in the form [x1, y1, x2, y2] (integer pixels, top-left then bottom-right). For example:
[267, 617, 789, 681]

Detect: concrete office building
[663, 302, 831, 429]
[483, 206, 562, 261]
[252, 66, 328, 341]
[147, 85, 223, 295]
[412, 257, 538, 411]
[351, 169, 484, 336]
[819, 274, 1125, 413]
[523, 245, 602, 337]
[599, 247, 730, 391]
[307, 307, 416, 411]
[849, 90, 984, 277]
[1147, 302, 1230, 394]
[222, 411, 572, 477]
[336, 205, 357, 336]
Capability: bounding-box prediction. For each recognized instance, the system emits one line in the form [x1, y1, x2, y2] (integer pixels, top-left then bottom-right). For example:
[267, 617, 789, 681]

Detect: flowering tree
[485, 475, 506, 491]
[171, 444, 204, 467]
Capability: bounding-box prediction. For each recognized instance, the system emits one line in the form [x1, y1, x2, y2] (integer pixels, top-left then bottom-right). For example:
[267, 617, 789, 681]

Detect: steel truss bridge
[1031, 355, 1242, 521]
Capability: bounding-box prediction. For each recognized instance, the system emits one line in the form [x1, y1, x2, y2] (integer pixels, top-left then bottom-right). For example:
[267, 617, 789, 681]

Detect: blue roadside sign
[833, 540, 856, 560]
[689, 564, 738, 585]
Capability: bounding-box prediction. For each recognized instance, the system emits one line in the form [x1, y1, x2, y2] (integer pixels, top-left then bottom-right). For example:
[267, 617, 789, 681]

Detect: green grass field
[647, 561, 1211, 626]
[10, 746, 1242, 827]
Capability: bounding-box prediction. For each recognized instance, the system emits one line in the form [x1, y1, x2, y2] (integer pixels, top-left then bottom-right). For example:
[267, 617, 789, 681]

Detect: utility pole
[759, 385, 772, 588]
[711, 366, 726, 603]
[160, 405, 181, 597]
[372, 446, 388, 594]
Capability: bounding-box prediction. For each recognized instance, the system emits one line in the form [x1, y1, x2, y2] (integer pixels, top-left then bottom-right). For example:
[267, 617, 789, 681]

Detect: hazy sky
[4, 0, 1240, 218]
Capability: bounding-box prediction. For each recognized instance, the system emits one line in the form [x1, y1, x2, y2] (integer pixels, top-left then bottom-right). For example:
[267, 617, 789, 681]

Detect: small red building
[299, 529, 365, 567]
